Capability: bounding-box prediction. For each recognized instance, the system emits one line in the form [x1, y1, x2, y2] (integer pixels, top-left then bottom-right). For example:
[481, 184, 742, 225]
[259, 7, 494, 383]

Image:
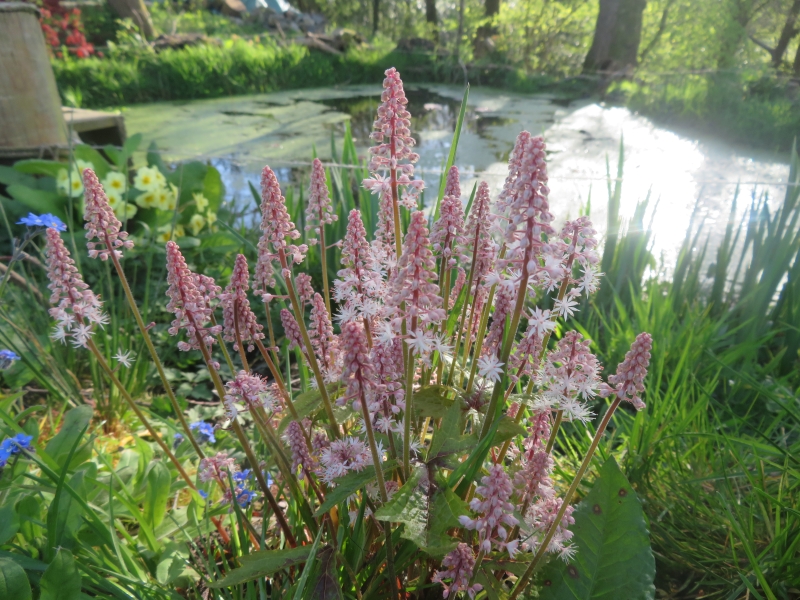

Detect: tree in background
[583, 0, 647, 73]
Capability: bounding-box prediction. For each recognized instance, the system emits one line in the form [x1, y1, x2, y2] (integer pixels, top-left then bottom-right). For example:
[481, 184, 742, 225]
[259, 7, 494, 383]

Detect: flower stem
[508, 397, 622, 599]
[318, 225, 333, 318]
[106, 242, 205, 459]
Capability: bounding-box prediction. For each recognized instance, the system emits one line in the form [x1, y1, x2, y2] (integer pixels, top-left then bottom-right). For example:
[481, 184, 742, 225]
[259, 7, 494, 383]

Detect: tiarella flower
[514, 412, 555, 502]
[340, 321, 381, 412]
[317, 437, 372, 485]
[113, 349, 135, 368]
[285, 421, 314, 479]
[539, 331, 601, 422]
[459, 464, 519, 557]
[198, 452, 236, 483]
[165, 241, 222, 353]
[387, 211, 445, 326]
[311, 429, 330, 454]
[190, 421, 216, 444]
[44, 228, 107, 348]
[477, 354, 505, 382]
[335, 209, 384, 321]
[443, 164, 461, 199]
[362, 67, 424, 208]
[450, 267, 466, 307]
[527, 307, 556, 338]
[304, 158, 337, 244]
[371, 337, 406, 420]
[223, 371, 272, 420]
[294, 273, 315, 305]
[309, 293, 338, 377]
[496, 132, 555, 286]
[280, 309, 305, 351]
[525, 496, 576, 559]
[406, 329, 435, 358]
[259, 166, 308, 264]
[482, 283, 517, 358]
[553, 296, 579, 319]
[221, 254, 265, 352]
[599, 332, 653, 410]
[17, 212, 67, 231]
[82, 168, 134, 260]
[0, 350, 20, 370]
[431, 167, 467, 268]
[432, 543, 483, 600]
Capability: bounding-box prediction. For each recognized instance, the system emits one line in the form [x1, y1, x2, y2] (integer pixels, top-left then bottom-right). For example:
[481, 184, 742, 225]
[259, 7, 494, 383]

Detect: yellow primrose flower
[156, 188, 176, 211]
[75, 159, 93, 175]
[206, 211, 218, 225]
[103, 171, 127, 196]
[122, 203, 138, 219]
[156, 223, 186, 244]
[188, 213, 205, 236]
[135, 191, 158, 209]
[154, 170, 167, 189]
[69, 172, 84, 198]
[134, 166, 161, 193]
[106, 190, 123, 210]
[193, 192, 209, 211]
[56, 169, 69, 195]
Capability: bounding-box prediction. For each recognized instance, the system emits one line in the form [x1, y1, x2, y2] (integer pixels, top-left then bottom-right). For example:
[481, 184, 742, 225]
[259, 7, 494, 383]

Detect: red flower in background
[36, 0, 95, 58]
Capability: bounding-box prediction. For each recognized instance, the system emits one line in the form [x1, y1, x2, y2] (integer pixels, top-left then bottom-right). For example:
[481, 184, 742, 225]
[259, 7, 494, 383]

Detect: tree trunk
[107, 0, 154, 39]
[583, 0, 648, 73]
[771, 0, 800, 67]
[372, 0, 379, 34]
[426, 0, 437, 23]
[485, 0, 500, 17]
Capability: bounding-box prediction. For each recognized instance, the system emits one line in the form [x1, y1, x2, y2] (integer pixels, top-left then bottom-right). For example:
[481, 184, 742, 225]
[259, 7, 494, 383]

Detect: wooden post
[0, 3, 68, 158]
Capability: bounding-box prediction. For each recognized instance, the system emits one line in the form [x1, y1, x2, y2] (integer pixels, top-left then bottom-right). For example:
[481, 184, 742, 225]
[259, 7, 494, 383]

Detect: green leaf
[0, 506, 19, 545]
[492, 416, 527, 446]
[47, 465, 93, 552]
[39, 550, 81, 600]
[280, 383, 341, 433]
[0, 558, 31, 600]
[156, 542, 195, 585]
[538, 457, 655, 600]
[428, 397, 470, 460]
[315, 460, 397, 517]
[13, 159, 64, 178]
[308, 546, 342, 600]
[5, 185, 64, 218]
[143, 462, 171, 530]
[413, 385, 457, 419]
[72, 146, 110, 178]
[44, 406, 93, 469]
[123, 133, 142, 156]
[374, 467, 428, 548]
[209, 546, 313, 588]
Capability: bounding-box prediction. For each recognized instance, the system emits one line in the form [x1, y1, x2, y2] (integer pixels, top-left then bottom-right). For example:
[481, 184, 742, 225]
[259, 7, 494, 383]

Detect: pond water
[123, 84, 793, 264]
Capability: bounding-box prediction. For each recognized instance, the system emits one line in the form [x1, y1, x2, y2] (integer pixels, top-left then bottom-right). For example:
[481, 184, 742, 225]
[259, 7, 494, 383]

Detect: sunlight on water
[123, 84, 791, 265]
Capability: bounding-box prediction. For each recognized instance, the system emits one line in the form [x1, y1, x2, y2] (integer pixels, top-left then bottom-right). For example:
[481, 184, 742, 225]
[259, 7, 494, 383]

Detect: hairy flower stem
[278, 248, 339, 438]
[391, 153, 402, 260]
[263, 304, 281, 368]
[358, 387, 399, 600]
[318, 224, 333, 317]
[508, 397, 623, 600]
[465, 284, 497, 393]
[193, 330, 298, 547]
[403, 315, 418, 479]
[106, 241, 205, 458]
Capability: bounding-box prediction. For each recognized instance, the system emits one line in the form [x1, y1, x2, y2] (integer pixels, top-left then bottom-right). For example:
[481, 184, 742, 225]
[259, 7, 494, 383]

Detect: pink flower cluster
[258, 166, 307, 266]
[459, 464, 519, 557]
[82, 168, 133, 260]
[431, 167, 467, 268]
[317, 437, 373, 485]
[223, 370, 274, 420]
[600, 332, 653, 410]
[44, 228, 107, 347]
[285, 420, 314, 479]
[539, 331, 602, 422]
[221, 254, 264, 352]
[304, 158, 337, 244]
[199, 452, 237, 483]
[432, 543, 483, 599]
[165, 241, 222, 353]
[309, 293, 338, 378]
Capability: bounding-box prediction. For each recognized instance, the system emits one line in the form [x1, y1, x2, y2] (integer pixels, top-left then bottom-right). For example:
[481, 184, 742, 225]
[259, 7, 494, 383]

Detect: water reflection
[123, 84, 791, 264]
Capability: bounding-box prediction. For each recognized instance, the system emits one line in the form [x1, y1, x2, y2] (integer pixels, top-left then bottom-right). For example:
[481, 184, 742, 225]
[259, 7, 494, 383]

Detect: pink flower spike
[44, 228, 107, 348]
[459, 463, 519, 557]
[443, 165, 461, 200]
[460, 181, 495, 289]
[223, 370, 272, 420]
[294, 273, 315, 306]
[539, 331, 602, 422]
[341, 321, 381, 411]
[285, 421, 314, 479]
[317, 436, 372, 484]
[280, 309, 305, 352]
[599, 332, 653, 410]
[432, 543, 483, 599]
[309, 293, 338, 378]
[259, 166, 307, 264]
[388, 211, 445, 327]
[199, 452, 236, 483]
[431, 180, 467, 268]
[221, 254, 265, 352]
[83, 168, 133, 260]
[305, 158, 337, 244]
[165, 241, 222, 353]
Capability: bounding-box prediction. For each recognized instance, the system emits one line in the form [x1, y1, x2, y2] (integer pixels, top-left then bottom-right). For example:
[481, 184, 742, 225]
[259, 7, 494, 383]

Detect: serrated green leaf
[209, 546, 313, 588]
[44, 406, 93, 469]
[538, 457, 655, 600]
[144, 462, 171, 530]
[315, 460, 397, 516]
[40, 550, 81, 600]
[428, 396, 463, 460]
[0, 506, 19, 545]
[492, 416, 527, 446]
[374, 467, 428, 548]
[0, 558, 31, 600]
